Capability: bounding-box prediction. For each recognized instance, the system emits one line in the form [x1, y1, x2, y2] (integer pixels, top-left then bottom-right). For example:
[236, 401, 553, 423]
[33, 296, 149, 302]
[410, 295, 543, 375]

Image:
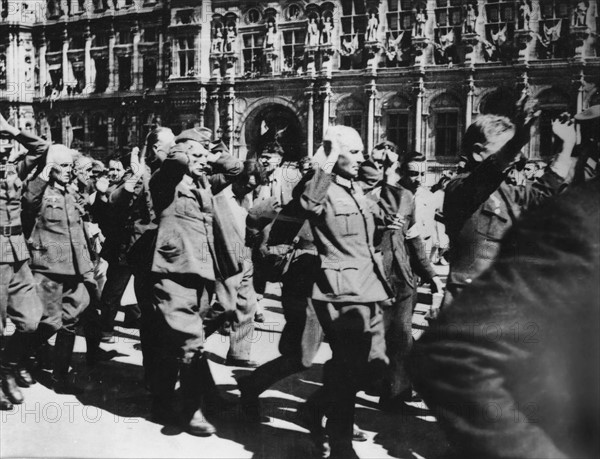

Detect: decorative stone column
[108, 27, 116, 91]
[210, 88, 220, 139]
[198, 86, 207, 127]
[305, 82, 315, 157]
[156, 31, 164, 89]
[465, 74, 475, 127]
[415, 76, 425, 155]
[132, 23, 141, 90]
[320, 81, 332, 136]
[223, 85, 235, 154]
[38, 33, 48, 97]
[365, 78, 377, 154]
[61, 28, 70, 96]
[84, 26, 95, 93]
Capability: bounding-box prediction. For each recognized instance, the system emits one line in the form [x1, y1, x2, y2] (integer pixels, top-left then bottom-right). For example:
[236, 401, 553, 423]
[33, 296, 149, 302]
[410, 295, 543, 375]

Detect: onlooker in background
[370, 140, 398, 171]
[212, 160, 265, 367]
[429, 174, 452, 265]
[411, 176, 600, 459]
[523, 159, 540, 181]
[399, 151, 437, 261]
[107, 157, 125, 185]
[442, 102, 575, 309]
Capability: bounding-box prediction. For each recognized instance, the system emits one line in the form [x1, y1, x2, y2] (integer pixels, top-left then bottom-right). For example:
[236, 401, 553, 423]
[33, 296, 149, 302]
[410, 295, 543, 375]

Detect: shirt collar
[333, 174, 353, 189]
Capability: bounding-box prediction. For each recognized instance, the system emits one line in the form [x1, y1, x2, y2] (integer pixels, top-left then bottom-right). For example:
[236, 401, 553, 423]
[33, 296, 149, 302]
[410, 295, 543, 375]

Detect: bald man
[22, 143, 96, 394]
[294, 126, 392, 459]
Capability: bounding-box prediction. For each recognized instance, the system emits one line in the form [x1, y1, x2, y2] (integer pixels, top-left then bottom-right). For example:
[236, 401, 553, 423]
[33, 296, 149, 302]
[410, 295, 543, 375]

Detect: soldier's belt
[0, 225, 22, 237]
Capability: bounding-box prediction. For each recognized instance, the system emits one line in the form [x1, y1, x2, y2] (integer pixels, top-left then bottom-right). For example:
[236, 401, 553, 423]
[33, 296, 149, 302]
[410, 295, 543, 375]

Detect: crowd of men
[0, 95, 598, 459]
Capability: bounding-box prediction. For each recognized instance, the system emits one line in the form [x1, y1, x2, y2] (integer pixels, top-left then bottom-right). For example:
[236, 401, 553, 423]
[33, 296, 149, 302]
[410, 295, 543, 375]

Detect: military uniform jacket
[0, 131, 49, 264]
[375, 183, 437, 295]
[23, 176, 95, 277]
[297, 168, 391, 304]
[444, 155, 564, 291]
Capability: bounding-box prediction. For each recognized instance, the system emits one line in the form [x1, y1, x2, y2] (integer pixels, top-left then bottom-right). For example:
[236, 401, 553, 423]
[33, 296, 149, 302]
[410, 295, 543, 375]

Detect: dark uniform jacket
[412, 178, 600, 459]
[23, 176, 95, 277]
[297, 168, 391, 304]
[375, 183, 437, 296]
[444, 155, 564, 300]
[149, 154, 243, 281]
[0, 131, 49, 263]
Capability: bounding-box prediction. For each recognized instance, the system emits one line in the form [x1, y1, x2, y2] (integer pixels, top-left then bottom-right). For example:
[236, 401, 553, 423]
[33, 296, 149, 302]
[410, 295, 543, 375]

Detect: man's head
[107, 158, 125, 184]
[74, 154, 94, 187]
[174, 128, 213, 178]
[146, 127, 175, 170]
[232, 160, 265, 199]
[47, 144, 74, 185]
[258, 148, 282, 175]
[371, 140, 398, 167]
[462, 114, 516, 162]
[400, 151, 427, 191]
[323, 126, 364, 179]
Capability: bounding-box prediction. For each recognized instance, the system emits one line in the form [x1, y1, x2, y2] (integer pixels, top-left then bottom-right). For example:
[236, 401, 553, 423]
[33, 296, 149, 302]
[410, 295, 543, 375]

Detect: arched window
[336, 96, 365, 139]
[430, 93, 462, 158]
[383, 94, 413, 155]
[115, 114, 130, 150]
[90, 113, 107, 148]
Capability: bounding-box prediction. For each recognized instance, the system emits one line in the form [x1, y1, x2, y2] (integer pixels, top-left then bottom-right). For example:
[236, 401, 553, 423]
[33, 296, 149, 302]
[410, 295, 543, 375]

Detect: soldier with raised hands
[21, 141, 96, 395]
[148, 128, 241, 436]
[0, 114, 46, 409]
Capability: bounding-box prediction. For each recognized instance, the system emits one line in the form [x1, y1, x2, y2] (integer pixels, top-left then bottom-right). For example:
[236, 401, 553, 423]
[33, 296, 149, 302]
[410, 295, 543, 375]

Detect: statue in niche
[225, 23, 236, 53]
[212, 23, 224, 53]
[572, 1, 588, 27]
[306, 16, 320, 47]
[320, 15, 333, 45]
[518, 0, 532, 30]
[413, 7, 427, 37]
[365, 12, 379, 42]
[463, 3, 477, 34]
[264, 19, 277, 49]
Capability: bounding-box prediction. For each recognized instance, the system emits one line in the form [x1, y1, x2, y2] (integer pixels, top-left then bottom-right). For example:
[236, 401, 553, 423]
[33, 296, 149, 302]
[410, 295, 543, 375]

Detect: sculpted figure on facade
[463, 3, 477, 34]
[306, 16, 320, 47]
[265, 19, 277, 49]
[414, 6, 427, 37]
[321, 15, 334, 45]
[212, 23, 224, 54]
[225, 23, 237, 53]
[365, 12, 379, 42]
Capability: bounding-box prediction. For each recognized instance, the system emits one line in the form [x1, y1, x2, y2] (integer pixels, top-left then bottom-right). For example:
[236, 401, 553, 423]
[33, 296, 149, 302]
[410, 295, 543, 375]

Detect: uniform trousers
[381, 286, 417, 399]
[0, 261, 43, 335]
[313, 300, 388, 448]
[34, 272, 90, 337]
[214, 259, 257, 361]
[100, 263, 133, 333]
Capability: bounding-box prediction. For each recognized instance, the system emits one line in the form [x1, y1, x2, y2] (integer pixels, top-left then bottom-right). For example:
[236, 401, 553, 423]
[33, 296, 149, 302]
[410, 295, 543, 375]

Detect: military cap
[175, 127, 213, 144]
[374, 140, 397, 151]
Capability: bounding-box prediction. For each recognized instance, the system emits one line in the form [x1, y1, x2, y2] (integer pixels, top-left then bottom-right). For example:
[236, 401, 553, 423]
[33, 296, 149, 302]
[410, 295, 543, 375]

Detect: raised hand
[552, 112, 577, 146]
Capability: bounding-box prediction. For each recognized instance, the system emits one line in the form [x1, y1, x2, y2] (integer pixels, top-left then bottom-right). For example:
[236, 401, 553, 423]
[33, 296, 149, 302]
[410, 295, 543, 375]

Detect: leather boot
[197, 355, 232, 415]
[52, 331, 84, 395]
[149, 356, 179, 425]
[238, 356, 301, 422]
[0, 382, 14, 410]
[0, 365, 24, 405]
[179, 357, 216, 436]
[3, 331, 36, 388]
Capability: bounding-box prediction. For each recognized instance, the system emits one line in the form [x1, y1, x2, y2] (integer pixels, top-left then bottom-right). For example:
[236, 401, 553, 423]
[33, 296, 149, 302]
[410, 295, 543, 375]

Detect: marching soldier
[0, 115, 46, 409]
[22, 142, 95, 394]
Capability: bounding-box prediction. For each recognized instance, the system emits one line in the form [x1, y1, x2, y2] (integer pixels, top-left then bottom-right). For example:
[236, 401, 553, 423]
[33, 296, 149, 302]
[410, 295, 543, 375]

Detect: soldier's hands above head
[552, 112, 577, 146]
[95, 176, 110, 195]
[512, 93, 541, 149]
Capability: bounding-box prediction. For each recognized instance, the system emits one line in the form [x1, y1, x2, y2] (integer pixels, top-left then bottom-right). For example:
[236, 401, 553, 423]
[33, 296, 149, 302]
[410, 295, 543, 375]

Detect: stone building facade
[1, 0, 599, 175]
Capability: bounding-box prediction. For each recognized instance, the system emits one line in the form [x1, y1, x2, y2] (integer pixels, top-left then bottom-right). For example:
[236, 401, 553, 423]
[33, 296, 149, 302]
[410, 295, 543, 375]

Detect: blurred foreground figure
[411, 177, 600, 459]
